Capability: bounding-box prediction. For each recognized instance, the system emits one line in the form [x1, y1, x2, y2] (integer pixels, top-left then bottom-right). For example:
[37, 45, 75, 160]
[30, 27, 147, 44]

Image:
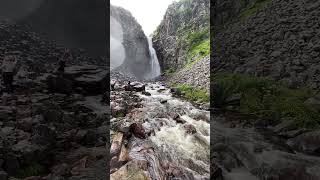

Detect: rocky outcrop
[111, 5, 152, 80]
[153, 0, 210, 71]
[214, 0, 320, 89]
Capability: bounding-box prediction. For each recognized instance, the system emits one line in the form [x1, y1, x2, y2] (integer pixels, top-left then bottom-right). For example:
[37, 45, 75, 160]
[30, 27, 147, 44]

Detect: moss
[239, 0, 272, 20]
[16, 163, 46, 178]
[115, 111, 125, 118]
[175, 84, 209, 103]
[212, 73, 320, 128]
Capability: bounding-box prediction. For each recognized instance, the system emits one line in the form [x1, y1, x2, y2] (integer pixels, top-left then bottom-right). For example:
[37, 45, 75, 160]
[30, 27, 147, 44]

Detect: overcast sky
[110, 0, 176, 36]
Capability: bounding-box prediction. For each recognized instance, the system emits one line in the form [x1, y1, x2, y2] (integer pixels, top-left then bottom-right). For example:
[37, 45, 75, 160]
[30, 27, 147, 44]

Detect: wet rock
[160, 100, 168, 104]
[141, 91, 151, 96]
[183, 124, 197, 134]
[287, 130, 320, 155]
[110, 132, 123, 156]
[131, 83, 145, 92]
[171, 113, 186, 124]
[129, 123, 146, 139]
[272, 120, 297, 134]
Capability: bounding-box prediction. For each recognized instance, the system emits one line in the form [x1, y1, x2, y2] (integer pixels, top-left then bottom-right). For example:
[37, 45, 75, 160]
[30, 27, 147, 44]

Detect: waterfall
[147, 36, 161, 79]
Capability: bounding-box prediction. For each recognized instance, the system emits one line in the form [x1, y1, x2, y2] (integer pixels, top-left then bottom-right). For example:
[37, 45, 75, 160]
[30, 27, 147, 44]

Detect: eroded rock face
[110, 5, 151, 80]
[153, 0, 210, 71]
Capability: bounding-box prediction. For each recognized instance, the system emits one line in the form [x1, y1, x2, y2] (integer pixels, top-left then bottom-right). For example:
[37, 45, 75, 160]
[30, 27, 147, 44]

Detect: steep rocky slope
[110, 5, 152, 80]
[0, 0, 107, 57]
[153, 0, 210, 90]
[0, 20, 109, 179]
[214, 0, 320, 89]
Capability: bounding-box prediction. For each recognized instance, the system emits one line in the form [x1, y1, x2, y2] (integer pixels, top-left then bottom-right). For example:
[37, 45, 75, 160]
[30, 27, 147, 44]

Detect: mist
[110, 16, 125, 70]
[0, 0, 43, 20]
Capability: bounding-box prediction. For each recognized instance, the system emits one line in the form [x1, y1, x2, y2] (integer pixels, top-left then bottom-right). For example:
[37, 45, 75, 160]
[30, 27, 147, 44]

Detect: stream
[110, 81, 210, 179]
[211, 115, 320, 180]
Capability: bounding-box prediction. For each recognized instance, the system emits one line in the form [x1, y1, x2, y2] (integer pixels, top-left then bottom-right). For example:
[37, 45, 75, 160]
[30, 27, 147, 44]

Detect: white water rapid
[129, 82, 210, 179]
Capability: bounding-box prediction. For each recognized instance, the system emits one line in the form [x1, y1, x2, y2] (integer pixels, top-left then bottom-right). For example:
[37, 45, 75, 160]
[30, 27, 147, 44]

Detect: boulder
[129, 123, 146, 139]
[65, 65, 108, 95]
[183, 124, 197, 134]
[287, 130, 320, 155]
[46, 75, 73, 94]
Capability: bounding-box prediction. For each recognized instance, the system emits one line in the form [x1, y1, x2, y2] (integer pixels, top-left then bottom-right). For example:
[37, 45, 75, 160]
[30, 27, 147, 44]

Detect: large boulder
[287, 130, 320, 155]
[46, 65, 108, 95]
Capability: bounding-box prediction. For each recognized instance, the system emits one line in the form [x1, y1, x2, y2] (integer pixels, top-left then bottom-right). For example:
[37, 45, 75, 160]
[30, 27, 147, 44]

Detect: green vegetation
[185, 27, 209, 50]
[164, 68, 176, 76]
[115, 111, 125, 118]
[186, 38, 210, 67]
[239, 0, 272, 20]
[175, 84, 209, 103]
[16, 163, 46, 178]
[212, 73, 320, 128]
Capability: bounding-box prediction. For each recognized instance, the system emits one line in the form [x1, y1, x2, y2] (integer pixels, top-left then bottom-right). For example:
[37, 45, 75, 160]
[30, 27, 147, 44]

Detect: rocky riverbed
[109, 78, 210, 180]
[211, 112, 320, 180]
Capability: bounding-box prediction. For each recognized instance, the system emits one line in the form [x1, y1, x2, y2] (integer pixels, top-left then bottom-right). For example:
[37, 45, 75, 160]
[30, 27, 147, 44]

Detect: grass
[164, 68, 176, 76]
[16, 163, 46, 178]
[175, 84, 209, 103]
[239, 0, 272, 20]
[212, 73, 320, 128]
[186, 38, 210, 67]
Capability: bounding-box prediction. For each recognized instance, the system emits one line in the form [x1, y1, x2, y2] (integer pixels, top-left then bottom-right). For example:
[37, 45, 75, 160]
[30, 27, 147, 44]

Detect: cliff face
[214, 0, 320, 89]
[0, 0, 107, 57]
[110, 5, 151, 80]
[153, 0, 210, 72]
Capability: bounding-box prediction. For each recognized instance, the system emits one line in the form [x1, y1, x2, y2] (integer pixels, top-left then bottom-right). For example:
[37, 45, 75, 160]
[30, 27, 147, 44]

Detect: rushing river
[127, 82, 210, 179]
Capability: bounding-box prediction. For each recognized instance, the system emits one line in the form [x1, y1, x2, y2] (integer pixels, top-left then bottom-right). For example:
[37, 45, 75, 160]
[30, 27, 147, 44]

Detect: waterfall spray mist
[110, 16, 125, 70]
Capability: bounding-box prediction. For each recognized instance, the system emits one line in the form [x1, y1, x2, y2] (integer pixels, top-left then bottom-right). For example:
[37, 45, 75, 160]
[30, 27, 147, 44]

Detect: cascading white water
[147, 36, 161, 79]
[128, 83, 210, 179]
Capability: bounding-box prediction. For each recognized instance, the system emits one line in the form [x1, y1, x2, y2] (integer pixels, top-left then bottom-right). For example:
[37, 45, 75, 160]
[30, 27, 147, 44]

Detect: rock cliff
[153, 0, 210, 71]
[214, 0, 320, 89]
[111, 5, 152, 80]
[153, 0, 210, 91]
